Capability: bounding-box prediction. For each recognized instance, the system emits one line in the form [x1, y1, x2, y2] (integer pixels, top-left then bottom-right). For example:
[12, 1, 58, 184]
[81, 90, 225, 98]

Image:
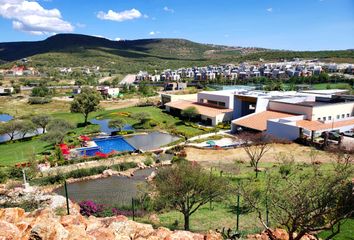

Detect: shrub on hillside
[28, 97, 52, 104]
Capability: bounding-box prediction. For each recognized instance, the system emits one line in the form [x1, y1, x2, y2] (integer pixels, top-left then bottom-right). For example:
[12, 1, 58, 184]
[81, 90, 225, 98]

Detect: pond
[0, 114, 13, 122]
[125, 131, 180, 151]
[55, 168, 155, 206]
[90, 119, 134, 134]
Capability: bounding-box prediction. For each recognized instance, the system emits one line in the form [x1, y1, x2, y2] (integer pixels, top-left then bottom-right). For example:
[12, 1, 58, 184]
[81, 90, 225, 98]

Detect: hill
[0, 34, 353, 74]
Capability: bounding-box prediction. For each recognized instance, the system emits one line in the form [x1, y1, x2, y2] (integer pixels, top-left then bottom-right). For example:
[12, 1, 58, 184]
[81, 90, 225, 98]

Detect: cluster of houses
[59, 66, 100, 75]
[135, 60, 354, 83]
[161, 87, 354, 141]
[73, 86, 120, 98]
[0, 65, 38, 77]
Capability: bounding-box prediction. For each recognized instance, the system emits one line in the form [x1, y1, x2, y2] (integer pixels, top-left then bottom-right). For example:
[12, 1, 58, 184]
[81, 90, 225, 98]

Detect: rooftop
[165, 100, 233, 118]
[232, 110, 298, 131]
[296, 118, 354, 131]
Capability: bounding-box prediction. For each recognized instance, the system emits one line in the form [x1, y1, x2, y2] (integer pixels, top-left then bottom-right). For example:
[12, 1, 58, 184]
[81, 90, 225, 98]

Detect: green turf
[317, 219, 354, 240]
[0, 138, 52, 166]
[312, 83, 352, 90]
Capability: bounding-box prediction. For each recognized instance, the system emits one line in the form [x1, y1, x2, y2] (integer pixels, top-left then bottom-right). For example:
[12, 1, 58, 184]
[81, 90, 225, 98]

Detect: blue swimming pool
[78, 137, 136, 156]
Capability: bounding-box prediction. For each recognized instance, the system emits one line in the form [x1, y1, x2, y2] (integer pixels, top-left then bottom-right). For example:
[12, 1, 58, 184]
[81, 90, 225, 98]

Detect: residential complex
[135, 60, 354, 83]
[162, 88, 354, 140]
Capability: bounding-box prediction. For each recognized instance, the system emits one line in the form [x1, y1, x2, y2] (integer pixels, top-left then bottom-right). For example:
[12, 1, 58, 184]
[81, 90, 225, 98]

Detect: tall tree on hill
[0, 120, 22, 141]
[241, 153, 353, 240]
[70, 87, 102, 125]
[241, 133, 273, 178]
[153, 162, 228, 230]
[31, 114, 51, 133]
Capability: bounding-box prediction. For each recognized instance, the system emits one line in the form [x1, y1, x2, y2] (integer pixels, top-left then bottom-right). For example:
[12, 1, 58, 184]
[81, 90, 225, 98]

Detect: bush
[144, 157, 154, 166]
[79, 200, 104, 217]
[28, 97, 52, 104]
[0, 168, 8, 183]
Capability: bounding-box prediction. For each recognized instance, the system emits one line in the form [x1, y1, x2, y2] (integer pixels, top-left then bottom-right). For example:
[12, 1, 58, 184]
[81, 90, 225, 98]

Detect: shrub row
[31, 161, 137, 186]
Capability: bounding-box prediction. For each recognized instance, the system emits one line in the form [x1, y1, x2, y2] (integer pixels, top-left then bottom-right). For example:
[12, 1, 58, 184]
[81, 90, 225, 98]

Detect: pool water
[78, 137, 136, 156]
[0, 114, 13, 122]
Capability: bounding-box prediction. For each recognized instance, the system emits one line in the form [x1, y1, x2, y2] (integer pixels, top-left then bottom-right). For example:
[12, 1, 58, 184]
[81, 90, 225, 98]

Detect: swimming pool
[78, 137, 136, 156]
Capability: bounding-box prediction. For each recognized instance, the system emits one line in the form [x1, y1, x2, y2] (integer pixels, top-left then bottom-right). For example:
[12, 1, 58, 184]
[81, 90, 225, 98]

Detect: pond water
[125, 131, 180, 151]
[0, 114, 13, 122]
[90, 119, 134, 134]
[55, 168, 155, 206]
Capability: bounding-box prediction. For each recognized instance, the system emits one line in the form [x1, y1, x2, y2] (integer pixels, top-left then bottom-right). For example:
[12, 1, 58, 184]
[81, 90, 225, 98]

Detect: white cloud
[163, 6, 174, 13]
[115, 37, 121, 41]
[149, 31, 160, 36]
[266, 7, 273, 12]
[0, 0, 74, 35]
[97, 8, 142, 22]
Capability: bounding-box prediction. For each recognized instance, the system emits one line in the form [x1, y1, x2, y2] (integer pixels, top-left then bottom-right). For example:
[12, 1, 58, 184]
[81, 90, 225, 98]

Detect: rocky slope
[0, 207, 222, 240]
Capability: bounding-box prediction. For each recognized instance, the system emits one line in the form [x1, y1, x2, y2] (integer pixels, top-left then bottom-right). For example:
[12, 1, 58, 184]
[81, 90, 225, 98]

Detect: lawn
[317, 219, 354, 240]
[0, 138, 52, 166]
[312, 83, 352, 90]
[95, 106, 204, 137]
[0, 105, 204, 165]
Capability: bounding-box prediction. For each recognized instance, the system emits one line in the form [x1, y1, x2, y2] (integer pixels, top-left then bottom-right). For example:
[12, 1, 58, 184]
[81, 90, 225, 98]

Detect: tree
[131, 112, 151, 124]
[0, 120, 22, 141]
[31, 86, 51, 97]
[18, 120, 37, 138]
[108, 119, 125, 132]
[70, 87, 102, 125]
[31, 114, 51, 133]
[153, 162, 228, 230]
[240, 133, 272, 178]
[241, 154, 353, 240]
[181, 106, 199, 122]
[41, 119, 74, 144]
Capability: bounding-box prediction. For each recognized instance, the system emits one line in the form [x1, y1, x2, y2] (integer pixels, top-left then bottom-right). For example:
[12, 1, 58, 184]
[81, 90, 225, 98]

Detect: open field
[185, 143, 336, 166]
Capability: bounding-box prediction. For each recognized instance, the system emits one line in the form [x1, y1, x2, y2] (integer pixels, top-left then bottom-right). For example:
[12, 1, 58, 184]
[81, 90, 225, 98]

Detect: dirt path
[185, 143, 338, 165]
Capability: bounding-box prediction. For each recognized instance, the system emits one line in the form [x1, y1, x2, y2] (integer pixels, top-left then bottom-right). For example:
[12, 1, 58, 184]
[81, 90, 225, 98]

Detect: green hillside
[0, 34, 353, 74]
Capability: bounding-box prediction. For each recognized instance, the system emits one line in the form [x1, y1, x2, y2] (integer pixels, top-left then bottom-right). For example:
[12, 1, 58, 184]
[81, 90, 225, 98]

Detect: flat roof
[165, 100, 233, 118]
[232, 110, 297, 131]
[296, 118, 354, 131]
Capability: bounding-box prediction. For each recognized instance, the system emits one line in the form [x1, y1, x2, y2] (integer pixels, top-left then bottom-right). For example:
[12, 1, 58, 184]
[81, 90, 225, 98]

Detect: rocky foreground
[0, 207, 222, 240]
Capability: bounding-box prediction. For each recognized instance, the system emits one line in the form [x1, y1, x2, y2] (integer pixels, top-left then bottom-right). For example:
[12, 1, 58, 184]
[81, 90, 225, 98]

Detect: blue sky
[0, 0, 353, 50]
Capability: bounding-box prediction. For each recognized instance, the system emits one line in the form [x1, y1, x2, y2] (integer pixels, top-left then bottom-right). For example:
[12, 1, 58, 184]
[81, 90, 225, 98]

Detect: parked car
[343, 130, 354, 138]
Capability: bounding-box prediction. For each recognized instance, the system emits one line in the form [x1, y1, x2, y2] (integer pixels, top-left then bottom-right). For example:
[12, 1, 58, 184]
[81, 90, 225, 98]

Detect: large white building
[231, 90, 354, 140]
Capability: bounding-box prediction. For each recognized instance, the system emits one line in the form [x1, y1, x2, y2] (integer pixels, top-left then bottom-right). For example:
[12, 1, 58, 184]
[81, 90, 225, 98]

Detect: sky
[0, 0, 353, 50]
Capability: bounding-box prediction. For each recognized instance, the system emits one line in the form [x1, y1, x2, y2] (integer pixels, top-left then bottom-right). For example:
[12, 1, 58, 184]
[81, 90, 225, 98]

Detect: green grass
[95, 106, 204, 137]
[136, 201, 262, 233]
[317, 219, 354, 240]
[0, 106, 204, 165]
[0, 138, 52, 166]
[312, 83, 352, 90]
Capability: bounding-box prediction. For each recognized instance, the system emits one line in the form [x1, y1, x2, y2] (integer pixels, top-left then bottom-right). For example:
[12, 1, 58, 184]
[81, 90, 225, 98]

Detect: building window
[323, 117, 326, 121]
[218, 102, 226, 107]
[337, 115, 340, 119]
[347, 113, 350, 117]
[342, 114, 345, 118]
[317, 118, 321, 121]
[328, 116, 332, 120]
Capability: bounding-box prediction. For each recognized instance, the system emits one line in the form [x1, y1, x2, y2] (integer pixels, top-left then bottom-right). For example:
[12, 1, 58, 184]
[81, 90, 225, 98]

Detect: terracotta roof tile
[296, 119, 354, 131]
[232, 110, 297, 131]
